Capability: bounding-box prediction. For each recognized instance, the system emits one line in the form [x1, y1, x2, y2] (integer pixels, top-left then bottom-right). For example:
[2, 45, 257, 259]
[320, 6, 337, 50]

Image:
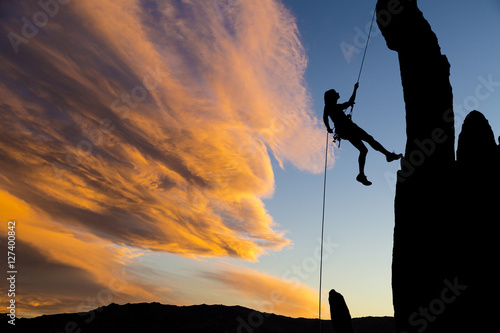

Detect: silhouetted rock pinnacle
[329, 290, 354, 333]
[376, 1, 500, 332]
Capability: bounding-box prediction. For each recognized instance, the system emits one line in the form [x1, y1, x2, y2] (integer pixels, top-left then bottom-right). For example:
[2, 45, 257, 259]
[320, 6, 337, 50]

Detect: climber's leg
[358, 127, 401, 162]
[349, 137, 372, 186]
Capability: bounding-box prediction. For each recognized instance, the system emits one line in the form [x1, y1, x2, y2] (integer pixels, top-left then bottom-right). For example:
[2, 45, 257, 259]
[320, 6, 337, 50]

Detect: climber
[323, 83, 402, 186]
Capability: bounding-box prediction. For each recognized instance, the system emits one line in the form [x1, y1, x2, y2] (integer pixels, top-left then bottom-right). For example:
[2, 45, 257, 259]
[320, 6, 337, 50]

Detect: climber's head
[324, 89, 340, 104]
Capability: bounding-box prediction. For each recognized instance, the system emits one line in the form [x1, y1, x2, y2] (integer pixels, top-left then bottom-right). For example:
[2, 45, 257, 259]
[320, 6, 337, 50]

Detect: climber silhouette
[323, 83, 401, 186]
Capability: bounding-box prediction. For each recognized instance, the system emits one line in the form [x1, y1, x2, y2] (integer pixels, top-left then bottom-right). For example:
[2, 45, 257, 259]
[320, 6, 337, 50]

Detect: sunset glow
[1, 0, 326, 318]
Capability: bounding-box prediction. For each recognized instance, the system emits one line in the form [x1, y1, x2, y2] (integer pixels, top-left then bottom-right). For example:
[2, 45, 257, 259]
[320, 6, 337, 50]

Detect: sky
[1, 0, 499, 321]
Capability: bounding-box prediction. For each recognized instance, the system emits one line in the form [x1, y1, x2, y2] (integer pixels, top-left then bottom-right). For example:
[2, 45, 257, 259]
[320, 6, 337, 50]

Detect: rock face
[376, 1, 500, 332]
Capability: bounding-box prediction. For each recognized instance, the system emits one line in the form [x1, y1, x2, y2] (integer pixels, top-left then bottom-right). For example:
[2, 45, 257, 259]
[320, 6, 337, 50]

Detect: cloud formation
[203, 266, 330, 319]
[0, 0, 326, 316]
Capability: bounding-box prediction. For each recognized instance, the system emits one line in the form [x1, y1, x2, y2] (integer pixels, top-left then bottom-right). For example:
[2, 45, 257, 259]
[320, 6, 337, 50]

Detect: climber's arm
[338, 83, 359, 110]
[347, 82, 359, 106]
[323, 108, 334, 133]
[338, 101, 353, 110]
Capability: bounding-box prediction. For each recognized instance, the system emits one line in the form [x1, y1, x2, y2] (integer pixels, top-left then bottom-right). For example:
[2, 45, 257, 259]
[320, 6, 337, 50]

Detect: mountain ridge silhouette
[10, 302, 395, 333]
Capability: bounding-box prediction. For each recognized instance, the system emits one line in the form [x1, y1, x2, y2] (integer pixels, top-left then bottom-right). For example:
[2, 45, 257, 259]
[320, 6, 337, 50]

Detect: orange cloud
[0, 190, 168, 317]
[203, 266, 329, 319]
[0, 0, 328, 317]
[0, 0, 327, 260]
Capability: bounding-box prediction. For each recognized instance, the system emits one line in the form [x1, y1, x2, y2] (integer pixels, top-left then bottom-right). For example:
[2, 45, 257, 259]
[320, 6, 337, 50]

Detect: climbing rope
[349, 8, 377, 118]
[334, 8, 376, 149]
[318, 131, 329, 332]
[318, 7, 378, 331]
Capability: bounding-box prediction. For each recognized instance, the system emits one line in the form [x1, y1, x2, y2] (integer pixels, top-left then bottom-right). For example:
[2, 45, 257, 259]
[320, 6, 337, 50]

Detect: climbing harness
[332, 132, 342, 148]
[318, 7, 377, 332]
[332, 8, 377, 149]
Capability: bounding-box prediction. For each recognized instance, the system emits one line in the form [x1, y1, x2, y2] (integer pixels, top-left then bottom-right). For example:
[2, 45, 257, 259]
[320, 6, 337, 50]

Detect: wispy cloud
[202, 266, 329, 318]
[0, 0, 326, 316]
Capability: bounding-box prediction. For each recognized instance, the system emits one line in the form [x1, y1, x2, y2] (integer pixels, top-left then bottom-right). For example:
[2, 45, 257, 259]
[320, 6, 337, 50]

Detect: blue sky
[256, 0, 500, 317]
